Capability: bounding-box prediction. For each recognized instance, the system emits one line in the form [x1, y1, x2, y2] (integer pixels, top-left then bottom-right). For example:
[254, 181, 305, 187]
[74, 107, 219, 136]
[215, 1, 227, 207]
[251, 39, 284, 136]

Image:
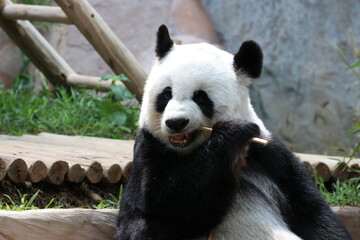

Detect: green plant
[1, 190, 40, 211]
[96, 184, 123, 210]
[316, 174, 359, 207]
[0, 85, 139, 138]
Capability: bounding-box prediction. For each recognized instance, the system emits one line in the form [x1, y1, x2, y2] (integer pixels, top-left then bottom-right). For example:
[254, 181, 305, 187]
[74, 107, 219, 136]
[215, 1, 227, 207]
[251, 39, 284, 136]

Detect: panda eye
[155, 87, 172, 113]
[163, 87, 172, 100]
[193, 90, 206, 103]
[192, 90, 214, 118]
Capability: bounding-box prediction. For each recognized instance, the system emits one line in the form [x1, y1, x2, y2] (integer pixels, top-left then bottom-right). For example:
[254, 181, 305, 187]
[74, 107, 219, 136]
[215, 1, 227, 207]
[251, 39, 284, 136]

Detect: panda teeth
[169, 132, 190, 144]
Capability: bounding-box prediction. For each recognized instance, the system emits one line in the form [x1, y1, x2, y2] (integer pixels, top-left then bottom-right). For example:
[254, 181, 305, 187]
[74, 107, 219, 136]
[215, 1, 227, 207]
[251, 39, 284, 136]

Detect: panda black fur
[115, 25, 351, 240]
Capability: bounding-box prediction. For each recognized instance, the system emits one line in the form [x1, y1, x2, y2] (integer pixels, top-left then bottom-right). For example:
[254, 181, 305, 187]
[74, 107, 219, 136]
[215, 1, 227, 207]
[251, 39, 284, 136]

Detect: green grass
[316, 176, 360, 207]
[0, 189, 58, 211]
[96, 184, 123, 210]
[0, 86, 139, 139]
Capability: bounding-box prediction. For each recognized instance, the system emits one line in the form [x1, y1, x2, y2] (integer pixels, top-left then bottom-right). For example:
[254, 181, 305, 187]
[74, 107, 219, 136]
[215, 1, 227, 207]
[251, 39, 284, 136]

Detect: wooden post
[55, 0, 147, 102]
[2, 3, 71, 24]
[0, 0, 75, 87]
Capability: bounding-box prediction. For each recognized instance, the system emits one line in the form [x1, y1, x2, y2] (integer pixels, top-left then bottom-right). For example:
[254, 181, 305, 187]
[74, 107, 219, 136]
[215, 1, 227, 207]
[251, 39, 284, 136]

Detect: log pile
[0, 133, 358, 185]
[0, 133, 133, 184]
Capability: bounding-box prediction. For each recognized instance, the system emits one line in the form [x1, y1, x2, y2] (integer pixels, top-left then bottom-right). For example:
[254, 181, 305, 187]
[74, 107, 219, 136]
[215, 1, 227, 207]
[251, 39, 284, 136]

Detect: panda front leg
[244, 133, 352, 240]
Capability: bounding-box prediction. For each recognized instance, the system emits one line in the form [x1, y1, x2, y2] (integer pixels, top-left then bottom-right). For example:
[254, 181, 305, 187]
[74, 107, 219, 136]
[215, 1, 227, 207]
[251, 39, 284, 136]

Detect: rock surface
[203, 0, 360, 153]
[0, 30, 22, 88]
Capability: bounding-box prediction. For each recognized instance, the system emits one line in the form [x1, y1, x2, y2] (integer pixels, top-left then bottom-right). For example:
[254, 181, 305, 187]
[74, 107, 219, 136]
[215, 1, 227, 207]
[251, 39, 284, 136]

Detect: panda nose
[165, 118, 190, 132]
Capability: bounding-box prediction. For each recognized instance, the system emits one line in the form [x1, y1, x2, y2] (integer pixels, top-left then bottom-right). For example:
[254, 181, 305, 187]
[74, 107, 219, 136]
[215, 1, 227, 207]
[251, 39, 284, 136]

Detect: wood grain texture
[0, 133, 133, 184]
[2, 3, 71, 24]
[0, 207, 357, 240]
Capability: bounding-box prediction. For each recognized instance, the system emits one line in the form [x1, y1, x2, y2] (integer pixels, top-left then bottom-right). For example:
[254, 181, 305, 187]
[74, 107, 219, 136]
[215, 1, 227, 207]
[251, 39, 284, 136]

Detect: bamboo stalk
[199, 126, 268, 145]
[2, 4, 71, 24]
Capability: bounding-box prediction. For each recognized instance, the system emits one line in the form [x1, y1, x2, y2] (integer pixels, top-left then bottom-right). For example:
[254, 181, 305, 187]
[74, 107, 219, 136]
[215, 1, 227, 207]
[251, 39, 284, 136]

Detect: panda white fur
[115, 25, 351, 240]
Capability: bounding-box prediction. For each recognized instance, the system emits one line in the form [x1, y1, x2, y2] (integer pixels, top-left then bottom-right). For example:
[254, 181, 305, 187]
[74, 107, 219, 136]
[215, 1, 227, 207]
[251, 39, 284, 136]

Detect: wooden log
[0, 157, 6, 181]
[2, 3, 71, 24]
[66, 73, 121, 91]
[27, 160, 47, 183]
[85, 161, 103, 184]
[66, 163, 85, 183]
[102, 164, 122, 184]
[0, 0, 75, 87]
[4, 158, 28, 183]
[0, 207, 357, 240]
[296, 153, 355, 181]
[120, 161, 132, 180]
[312, 161, 332, 182]
[328, 161, 349, 182]
[45, 160, 69, 185]
[349, 163, 360, 179]
[302, 161, 313, 175]
[0, 209, 117, 240]
[55, 0, 147, 102]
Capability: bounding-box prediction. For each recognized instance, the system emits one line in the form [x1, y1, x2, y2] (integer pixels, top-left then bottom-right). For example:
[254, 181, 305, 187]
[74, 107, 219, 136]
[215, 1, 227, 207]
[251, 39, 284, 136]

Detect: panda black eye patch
[156, 87, 172, 113]
[192, 90, 214, 118]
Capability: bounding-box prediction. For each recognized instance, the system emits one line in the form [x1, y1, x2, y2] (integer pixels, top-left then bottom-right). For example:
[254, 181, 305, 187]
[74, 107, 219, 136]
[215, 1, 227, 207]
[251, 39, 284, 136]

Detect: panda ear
[233, 40, 263, 78]
[155, 25, 174, 59]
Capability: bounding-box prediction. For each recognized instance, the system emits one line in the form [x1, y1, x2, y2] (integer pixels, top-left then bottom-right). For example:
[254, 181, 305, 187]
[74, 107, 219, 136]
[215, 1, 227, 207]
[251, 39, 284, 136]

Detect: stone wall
[203, 0, 360, 153]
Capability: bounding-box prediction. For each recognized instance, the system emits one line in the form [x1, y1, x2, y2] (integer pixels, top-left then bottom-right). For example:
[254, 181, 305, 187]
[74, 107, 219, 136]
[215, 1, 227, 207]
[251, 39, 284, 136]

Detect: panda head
[139, 25, 269, 154]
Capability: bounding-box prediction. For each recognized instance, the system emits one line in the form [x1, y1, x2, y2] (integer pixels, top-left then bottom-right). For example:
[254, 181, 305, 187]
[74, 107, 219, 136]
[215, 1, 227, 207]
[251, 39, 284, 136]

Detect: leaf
[350, 59, 360, 69]
[328, 147, 346, 153]
[99, 100, 122, 117]
[111, 112, 127, 125]
[111, 85, 125, 100]
[100, 75, 113, 81]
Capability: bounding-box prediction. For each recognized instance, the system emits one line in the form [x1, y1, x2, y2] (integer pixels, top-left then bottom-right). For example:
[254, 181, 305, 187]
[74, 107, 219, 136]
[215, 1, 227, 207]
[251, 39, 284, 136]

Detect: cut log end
[85, 161, 103, 184]
[28, 160, 48, 183]
[6, 158, 28, 183]
[0, 157, 7, 181]
[103, 164, 122, 183]
[67, 164, 85, 183]
[46, 160, 69, 185]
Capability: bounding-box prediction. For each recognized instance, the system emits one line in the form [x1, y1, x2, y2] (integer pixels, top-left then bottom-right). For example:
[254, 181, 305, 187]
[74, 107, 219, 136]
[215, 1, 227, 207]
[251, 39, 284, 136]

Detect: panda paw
[211, 119, 260, 147]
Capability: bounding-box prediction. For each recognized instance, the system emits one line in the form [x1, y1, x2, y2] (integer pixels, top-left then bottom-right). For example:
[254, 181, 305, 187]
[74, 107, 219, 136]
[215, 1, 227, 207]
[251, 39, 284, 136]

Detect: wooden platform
[0, 133, 133, 184]
[0, 133, 358, 185]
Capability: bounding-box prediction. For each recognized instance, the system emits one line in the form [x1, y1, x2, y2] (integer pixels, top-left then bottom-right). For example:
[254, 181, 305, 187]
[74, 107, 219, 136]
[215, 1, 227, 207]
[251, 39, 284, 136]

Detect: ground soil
[0, 180, 122, 209]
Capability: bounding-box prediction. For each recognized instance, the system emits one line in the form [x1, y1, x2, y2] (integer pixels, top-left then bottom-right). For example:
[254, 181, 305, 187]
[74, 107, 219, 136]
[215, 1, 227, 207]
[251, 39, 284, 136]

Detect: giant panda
[115, 25, 351, 240]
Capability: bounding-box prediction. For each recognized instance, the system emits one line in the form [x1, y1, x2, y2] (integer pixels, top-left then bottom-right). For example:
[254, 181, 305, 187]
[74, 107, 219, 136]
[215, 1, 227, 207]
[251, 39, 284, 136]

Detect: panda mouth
[169, 131, 195, 147]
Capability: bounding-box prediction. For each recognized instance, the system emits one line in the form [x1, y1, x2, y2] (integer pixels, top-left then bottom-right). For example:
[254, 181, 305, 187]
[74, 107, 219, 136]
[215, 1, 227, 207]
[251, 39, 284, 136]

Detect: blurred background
[1, 0, 360, 154]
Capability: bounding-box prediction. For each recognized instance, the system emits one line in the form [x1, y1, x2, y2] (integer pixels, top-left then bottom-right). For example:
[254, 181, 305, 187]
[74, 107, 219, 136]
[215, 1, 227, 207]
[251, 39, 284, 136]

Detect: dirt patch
[0, 180, 122, 209]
